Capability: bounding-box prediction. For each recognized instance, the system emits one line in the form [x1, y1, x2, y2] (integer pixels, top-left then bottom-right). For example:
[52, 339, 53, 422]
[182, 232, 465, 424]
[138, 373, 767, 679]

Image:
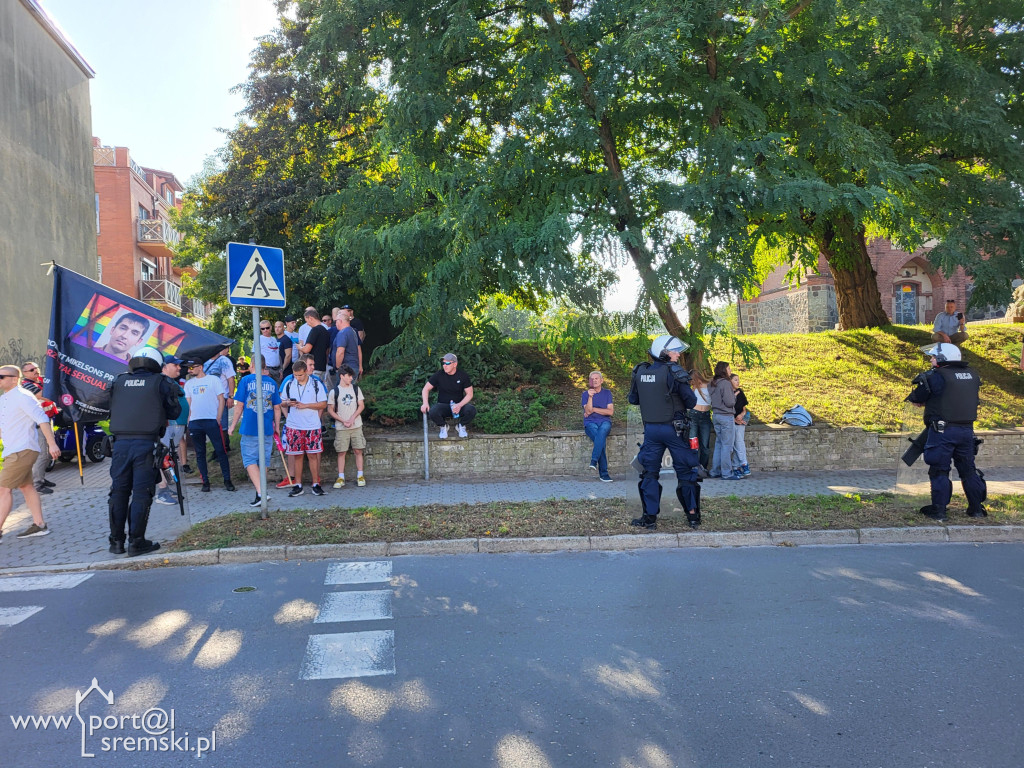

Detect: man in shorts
[228, 358, 282, 507]
[280, 360, 328, 497]
[327, 364, 367, 488]
[0, 365, 61, 541]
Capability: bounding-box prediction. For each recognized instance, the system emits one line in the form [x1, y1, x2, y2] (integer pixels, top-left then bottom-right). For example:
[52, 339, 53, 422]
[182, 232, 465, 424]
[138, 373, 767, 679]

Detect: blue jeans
[711, 414, 736, 477]
[688, 409, 712, 469]
[584, 420, 612, 477]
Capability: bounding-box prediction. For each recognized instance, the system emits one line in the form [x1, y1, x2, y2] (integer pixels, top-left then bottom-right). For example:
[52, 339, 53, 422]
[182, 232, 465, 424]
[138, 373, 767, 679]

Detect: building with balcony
[92, 138, 210, 322]
[1, 0, 98, 364]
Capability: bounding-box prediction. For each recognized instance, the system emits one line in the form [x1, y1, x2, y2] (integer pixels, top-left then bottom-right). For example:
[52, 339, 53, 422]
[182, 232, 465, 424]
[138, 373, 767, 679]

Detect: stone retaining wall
[352, 425, 1024, 479]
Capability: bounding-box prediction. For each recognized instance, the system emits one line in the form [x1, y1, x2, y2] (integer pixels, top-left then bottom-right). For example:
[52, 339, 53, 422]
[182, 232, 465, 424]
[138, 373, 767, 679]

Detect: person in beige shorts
[0, 365, 61, 541]
[327, 365, 366, 488]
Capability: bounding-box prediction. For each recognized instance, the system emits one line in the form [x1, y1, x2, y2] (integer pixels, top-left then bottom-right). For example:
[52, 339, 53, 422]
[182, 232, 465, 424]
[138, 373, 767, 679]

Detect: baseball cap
[163, 354, 184, 365]
[284, 314, 297, 322]
[442, 353, 458, 363]
[340, 304, 353, 310]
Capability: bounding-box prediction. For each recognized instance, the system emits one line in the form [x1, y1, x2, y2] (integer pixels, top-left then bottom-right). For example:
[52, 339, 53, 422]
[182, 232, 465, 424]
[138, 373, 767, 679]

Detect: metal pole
[422, 412, 430, 481]
[252, 306, 268, 519]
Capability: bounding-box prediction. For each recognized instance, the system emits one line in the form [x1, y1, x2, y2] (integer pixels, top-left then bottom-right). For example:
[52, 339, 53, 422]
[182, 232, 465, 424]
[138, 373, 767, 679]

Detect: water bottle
[450, 400, 460, 421]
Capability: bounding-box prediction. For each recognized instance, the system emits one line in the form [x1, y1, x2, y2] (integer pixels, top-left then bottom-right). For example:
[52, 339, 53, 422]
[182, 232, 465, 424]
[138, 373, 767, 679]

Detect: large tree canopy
[177, 0, 1024, 356]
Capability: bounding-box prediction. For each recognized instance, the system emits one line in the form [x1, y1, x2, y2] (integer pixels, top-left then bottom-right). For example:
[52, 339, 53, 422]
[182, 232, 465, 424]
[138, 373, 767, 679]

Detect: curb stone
[859, 527, 947, 544]
[0, 526, 1023, 575]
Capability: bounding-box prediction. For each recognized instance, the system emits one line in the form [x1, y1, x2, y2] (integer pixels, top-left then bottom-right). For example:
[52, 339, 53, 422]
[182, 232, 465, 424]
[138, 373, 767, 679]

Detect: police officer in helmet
[107, 347, 181, 556]
[906, 342, 987, 521]
[627, 335, 700, 530]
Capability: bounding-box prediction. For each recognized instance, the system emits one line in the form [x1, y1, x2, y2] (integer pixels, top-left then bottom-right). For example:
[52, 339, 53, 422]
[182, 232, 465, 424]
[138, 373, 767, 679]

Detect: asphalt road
[1, 544, 1022, 767]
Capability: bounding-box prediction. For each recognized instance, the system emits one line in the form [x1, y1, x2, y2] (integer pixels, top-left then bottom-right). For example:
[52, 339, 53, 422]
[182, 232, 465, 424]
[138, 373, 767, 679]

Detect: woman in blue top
[582, 371, 614, 482]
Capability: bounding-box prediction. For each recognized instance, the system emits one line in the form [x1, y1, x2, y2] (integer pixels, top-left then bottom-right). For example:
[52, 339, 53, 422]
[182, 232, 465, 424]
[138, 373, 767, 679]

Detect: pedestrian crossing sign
[227, 242, 286, 308]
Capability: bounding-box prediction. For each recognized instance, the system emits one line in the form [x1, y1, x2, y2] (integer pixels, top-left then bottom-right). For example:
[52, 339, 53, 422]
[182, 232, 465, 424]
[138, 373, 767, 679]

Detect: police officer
[627, 335, 700, 530]
[107, 347, 181, 556]
[906, 342, 987, 521]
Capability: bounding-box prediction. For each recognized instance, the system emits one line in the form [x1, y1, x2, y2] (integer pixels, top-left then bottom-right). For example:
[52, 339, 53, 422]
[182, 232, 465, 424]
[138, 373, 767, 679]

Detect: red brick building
[737, 239, 999, 335]
[92, 137, 209, 321]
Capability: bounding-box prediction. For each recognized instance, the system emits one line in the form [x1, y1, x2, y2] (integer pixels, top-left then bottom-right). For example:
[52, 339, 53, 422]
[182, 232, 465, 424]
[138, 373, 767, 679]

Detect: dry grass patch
[168, 493, 1024, 551]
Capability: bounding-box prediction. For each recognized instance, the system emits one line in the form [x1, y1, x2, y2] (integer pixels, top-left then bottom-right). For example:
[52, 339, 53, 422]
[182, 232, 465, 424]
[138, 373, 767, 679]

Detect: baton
[273, 431, 295, 487]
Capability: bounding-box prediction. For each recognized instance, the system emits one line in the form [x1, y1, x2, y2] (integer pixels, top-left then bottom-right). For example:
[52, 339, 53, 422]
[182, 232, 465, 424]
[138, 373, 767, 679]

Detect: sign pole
[252, 307, 268, 519]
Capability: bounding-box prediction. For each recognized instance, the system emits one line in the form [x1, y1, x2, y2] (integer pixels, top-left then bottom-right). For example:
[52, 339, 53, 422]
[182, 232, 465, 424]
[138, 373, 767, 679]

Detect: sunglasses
[0, 374, 17, 379]
[260, 326, 271, 331]
[441, 360, 454, 366]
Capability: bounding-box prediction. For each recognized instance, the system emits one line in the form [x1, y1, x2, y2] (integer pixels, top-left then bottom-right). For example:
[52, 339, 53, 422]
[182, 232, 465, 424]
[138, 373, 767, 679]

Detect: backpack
[780, 405, 813, 427]
[285, 377, 322, 401]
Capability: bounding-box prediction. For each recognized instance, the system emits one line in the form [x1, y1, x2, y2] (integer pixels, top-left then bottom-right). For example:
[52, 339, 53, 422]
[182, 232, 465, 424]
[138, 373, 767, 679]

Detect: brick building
[92, 137, 209, 321]
[738, 239, 1003, 335]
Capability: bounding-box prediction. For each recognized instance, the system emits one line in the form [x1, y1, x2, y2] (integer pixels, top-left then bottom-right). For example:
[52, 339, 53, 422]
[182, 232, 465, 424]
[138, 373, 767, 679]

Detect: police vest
[109, 372, 166, 438]
[634, 362, 686, 424]
[931, 364, 979, 424]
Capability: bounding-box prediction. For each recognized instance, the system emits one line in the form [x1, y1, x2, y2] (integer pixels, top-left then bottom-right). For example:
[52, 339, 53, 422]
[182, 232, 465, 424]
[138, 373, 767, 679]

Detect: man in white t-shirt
[258, 319, 283, 382]
[327, 364, 367, 488]
[203, 347, 236, 438]
[0, 365, 61, 540]
[184, 362, 235, 492]
[280, 360, 328, 498]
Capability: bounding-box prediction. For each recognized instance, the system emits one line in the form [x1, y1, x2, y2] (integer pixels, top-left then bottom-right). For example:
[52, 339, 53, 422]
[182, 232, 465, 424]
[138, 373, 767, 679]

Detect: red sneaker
[276, 477, 293, 488]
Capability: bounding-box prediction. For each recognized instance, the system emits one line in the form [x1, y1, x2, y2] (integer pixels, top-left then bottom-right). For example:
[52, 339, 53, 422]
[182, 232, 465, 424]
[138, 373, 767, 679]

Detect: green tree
[757, 0, 1024, 327]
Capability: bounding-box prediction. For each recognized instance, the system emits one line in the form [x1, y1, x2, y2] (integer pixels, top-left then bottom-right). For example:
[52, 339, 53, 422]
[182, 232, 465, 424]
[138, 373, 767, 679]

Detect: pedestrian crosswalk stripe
[0, 573, 93, 592]
[315, 590, 392, 623]
[300, 631, 396, 680]
[0, 606, 44, 626]
[325, 561, 391, 585]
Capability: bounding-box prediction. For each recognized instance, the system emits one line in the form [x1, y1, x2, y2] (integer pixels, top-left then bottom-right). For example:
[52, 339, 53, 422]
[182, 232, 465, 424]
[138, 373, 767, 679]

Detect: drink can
[689, 436, 699, 450]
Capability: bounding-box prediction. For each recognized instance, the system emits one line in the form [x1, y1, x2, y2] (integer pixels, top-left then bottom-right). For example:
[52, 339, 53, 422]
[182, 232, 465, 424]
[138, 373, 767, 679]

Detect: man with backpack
[327, 364, 366, 488]
[280, 360, 328, 497]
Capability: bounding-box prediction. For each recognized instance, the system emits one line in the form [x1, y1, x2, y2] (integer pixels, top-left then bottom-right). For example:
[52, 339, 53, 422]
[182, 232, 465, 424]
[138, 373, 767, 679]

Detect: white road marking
[300, 631, 396, 680]
[0, 573, 93, 592]
[325, 561, 392, 585]
[315, 590, 392, 623]
[0, 606, 44, 626]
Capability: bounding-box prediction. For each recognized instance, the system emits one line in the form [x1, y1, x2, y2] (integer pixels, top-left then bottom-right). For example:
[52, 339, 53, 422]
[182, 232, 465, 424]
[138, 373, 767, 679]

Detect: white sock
[357, 471, 363, 478]
[338, 473, 345, 480]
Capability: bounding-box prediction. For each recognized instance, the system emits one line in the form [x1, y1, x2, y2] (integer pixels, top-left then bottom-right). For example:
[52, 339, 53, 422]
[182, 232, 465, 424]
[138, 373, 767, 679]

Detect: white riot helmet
[920, 342, 961, 364]
[649, 335, 689, 361]
[128, 347, 163, 373]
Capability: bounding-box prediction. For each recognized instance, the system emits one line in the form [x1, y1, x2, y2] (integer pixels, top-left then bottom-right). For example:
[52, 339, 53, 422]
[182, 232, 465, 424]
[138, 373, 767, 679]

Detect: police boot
[630, 514, 658, 530]
[108, 537, 125, 555]
[919, 505, 947, 522]
[686, 511, 701, 529]
[127, 538, 161, 557]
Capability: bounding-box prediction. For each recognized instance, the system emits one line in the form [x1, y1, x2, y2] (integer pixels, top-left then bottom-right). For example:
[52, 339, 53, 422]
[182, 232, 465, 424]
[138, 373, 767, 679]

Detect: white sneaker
[456, 424, 468, 438]
[438, 425, 448, 439]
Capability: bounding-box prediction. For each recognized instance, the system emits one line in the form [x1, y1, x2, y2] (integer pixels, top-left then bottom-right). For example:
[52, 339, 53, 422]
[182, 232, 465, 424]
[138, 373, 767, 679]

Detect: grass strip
[168, 493, 1024, 551]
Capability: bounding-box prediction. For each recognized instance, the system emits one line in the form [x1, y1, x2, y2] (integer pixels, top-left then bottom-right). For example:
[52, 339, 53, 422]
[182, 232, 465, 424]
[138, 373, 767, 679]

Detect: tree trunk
[820, 215, 890, 329]
[685, 287, 707, 372]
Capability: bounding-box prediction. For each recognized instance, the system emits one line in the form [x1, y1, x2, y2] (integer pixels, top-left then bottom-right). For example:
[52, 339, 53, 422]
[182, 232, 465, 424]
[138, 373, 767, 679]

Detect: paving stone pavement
[0, 459, 1020, 572]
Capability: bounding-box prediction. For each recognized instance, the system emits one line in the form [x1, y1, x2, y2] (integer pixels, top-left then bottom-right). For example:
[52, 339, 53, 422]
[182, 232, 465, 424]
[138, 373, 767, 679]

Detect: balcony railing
[139, 279, 181, 310]
[183, 297, 208, 320]
[137, 218, 181, 247]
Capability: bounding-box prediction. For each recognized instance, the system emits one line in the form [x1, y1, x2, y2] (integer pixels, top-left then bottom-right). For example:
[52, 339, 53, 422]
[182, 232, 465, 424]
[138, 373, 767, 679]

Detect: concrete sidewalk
[1, 460, 1021, 572]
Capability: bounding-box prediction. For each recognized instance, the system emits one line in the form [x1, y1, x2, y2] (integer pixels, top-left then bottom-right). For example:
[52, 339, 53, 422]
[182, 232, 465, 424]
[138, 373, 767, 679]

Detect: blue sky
[42, 0, 279, 186]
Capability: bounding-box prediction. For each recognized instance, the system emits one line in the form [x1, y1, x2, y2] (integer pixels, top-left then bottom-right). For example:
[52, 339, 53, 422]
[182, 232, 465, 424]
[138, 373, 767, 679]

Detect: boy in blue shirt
[228, 359, 282, 507]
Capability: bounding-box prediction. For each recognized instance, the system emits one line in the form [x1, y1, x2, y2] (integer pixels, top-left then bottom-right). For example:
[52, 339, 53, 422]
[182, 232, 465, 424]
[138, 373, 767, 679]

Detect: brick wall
[292, 426, 1024, 480]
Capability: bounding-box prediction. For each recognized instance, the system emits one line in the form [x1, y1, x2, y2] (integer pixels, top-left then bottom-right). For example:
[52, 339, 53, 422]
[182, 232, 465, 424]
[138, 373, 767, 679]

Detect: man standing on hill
[627, 335, 700, 530]
[906, 342, 987, 521]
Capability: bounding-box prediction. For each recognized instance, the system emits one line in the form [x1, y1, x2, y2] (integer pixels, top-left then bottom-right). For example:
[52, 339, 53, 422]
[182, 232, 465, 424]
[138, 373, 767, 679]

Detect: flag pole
[72, 421, 84, 484]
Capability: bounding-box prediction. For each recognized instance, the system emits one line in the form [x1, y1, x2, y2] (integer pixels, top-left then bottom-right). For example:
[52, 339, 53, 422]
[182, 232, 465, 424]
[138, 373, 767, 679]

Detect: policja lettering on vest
[626, 335, 701, 531]
[905, 342, 987, 522]
[107, 347, 182, 557]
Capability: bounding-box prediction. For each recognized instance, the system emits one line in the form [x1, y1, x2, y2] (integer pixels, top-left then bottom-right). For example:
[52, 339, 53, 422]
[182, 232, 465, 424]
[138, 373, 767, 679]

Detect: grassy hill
[361, 324, 1024, 434]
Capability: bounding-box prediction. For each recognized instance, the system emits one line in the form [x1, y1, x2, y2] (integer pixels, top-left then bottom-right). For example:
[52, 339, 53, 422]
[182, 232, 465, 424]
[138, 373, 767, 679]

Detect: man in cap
[906, 342, 987, 521]
[627, 335, 700, 530]
[420, 353, 476, 439]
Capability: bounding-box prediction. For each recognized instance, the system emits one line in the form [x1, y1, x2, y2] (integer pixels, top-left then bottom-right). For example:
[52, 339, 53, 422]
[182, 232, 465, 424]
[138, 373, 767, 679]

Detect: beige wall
[0, 0, 97, 364]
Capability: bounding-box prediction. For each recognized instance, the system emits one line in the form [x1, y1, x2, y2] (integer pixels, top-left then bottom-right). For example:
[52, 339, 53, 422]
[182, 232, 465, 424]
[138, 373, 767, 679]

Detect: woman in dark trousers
[688, 368, 713, 475]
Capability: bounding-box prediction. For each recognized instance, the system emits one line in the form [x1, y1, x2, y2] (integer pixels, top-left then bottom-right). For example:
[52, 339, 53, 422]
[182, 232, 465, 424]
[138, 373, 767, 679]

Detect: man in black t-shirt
[420, 352, 477, 439]
[299, 308, 331, 380]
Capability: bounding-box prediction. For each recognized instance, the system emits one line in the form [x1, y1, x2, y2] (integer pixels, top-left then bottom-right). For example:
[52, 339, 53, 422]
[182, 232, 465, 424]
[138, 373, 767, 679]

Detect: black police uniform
[107, 369, 181, 554]
[627, 358, 700, 528]
[906, 360, 987, 519]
